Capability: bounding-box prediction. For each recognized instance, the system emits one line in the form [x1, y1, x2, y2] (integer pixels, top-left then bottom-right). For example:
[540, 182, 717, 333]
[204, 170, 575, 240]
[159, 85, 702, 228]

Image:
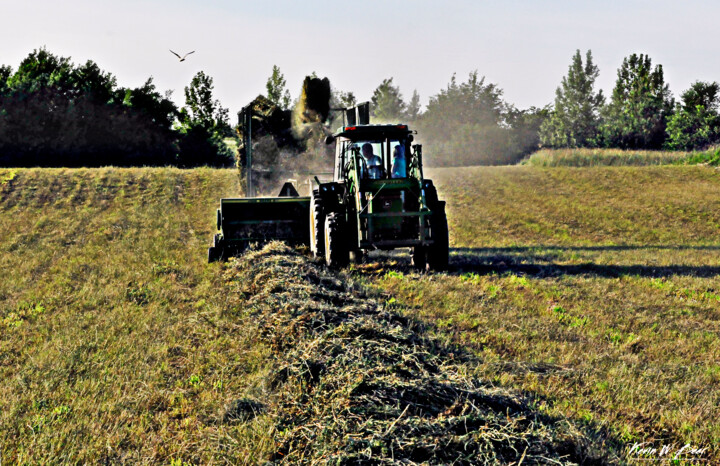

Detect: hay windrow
[223, 242, 605, 464]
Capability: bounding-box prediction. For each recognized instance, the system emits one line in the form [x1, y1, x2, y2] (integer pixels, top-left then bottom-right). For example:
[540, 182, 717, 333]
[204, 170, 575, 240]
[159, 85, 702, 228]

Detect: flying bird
[169, 50, 195, 62]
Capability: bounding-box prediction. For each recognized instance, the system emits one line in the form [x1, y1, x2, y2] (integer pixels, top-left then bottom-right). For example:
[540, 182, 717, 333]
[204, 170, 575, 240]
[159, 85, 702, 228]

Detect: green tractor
[311, 123, 449, 270]
[209, 102, 449, 270]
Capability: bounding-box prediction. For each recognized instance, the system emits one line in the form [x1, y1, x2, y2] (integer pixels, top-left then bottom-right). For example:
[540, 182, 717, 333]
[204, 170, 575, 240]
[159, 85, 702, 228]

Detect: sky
[3, 0, 720, 120]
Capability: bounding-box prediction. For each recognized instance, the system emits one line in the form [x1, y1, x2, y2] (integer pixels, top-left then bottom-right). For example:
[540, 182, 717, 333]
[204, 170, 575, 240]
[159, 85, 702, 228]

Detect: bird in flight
[170, 50, 195, 62]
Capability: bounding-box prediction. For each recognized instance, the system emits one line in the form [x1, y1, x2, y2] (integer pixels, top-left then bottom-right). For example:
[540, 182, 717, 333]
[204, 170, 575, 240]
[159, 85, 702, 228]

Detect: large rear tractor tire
[427, 208, 449, 271]
[310, 189, 325, 259]
[324, 212, 348, 268]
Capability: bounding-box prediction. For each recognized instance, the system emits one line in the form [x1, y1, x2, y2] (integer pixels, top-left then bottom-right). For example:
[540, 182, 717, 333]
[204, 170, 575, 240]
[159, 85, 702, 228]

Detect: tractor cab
[333, 125, 413, 182]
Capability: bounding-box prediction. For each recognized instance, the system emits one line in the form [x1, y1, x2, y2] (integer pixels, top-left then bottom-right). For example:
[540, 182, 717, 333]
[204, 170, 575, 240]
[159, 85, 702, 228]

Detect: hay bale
[293, 76, 331, 132]
[292, 77, 333, 168]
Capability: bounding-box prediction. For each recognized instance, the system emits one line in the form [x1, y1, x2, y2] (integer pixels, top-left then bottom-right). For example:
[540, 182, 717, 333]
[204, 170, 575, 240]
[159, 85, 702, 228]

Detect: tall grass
[523, 148, 694, 166]
[524, 146, 720, 167]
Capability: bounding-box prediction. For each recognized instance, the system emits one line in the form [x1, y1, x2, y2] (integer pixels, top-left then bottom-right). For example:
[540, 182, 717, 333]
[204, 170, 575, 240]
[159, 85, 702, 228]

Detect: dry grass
[222, 242, 606, 464]
[0, 167, 277, 463]
[356, 165, 720, 463]
[3, 165, 719, 463]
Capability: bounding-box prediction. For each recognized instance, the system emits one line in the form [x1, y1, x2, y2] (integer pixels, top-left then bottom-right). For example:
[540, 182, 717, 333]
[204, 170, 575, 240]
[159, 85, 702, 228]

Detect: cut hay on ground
[223, 243, 609, 464]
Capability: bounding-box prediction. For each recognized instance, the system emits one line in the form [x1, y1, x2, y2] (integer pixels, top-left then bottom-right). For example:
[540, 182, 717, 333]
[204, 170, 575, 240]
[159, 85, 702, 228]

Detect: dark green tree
[0, 65, 13, 93]
[665, 81, 720, 150]
[180, 71, 230, 134]
[507, 105, 551, 158]
[405, 89, 422, 121]
[678, 81, 720, 111]
[177, 71, 233, 167]
[333, 89, 356, 109]
[266, 65, 291, 110]
[539, 50, 604, 147]
[0, 48, 180, 167]
[7, 48, 74, 92]
[601, 53, 674, 149]
[371, 78, 406, 122]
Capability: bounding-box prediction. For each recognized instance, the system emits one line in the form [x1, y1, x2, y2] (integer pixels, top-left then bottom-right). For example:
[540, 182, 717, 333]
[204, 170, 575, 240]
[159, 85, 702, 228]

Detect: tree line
[345, 51, 720, 166]
[266, 71, 545, 167]
[0, 48, 233, 167]
[539, 50, 720, 152]
[2, 47, 718, 168]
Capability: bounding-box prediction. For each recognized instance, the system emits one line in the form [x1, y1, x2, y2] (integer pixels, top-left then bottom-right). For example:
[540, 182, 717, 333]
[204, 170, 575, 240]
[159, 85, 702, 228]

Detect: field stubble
[0, 168, 279, 463]
[2, 165, 719, 463]
[360, 165, 720, 462]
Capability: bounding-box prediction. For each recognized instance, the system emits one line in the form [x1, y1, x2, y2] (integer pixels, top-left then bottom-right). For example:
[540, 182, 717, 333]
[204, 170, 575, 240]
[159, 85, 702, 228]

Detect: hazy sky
[4, 0, 720, 120]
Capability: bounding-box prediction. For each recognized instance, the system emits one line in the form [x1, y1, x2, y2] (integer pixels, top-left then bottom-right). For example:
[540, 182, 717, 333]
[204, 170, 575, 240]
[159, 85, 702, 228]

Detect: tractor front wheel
[427, 210, 449, 271]
[324, 212, 348, 267]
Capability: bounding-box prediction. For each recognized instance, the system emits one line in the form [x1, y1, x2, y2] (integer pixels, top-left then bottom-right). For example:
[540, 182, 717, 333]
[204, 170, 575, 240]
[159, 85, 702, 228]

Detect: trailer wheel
[411, 246, 427, 270]
[427, 210, 449, 271]
[324, 212, 348, 267]
[310, 189, 325, 259]
[208, 247, 220, 263]
[349, 249, 364, 264]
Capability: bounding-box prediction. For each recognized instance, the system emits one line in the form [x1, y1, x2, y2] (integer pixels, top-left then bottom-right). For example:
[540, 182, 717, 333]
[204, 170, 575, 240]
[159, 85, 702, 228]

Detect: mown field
[0, 168, 279, 463]
[365, 165, 720, 462]
[1, 165, 719, 463]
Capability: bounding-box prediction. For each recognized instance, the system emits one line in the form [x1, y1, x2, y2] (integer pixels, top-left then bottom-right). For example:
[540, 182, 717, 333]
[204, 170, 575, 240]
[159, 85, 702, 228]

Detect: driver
[362, 143, 384, 179]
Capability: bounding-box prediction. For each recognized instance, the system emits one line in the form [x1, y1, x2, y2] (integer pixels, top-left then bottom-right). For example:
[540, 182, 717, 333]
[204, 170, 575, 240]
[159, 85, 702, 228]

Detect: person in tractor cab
[362, 143, 384, 179]
[391, 144, 406, 178]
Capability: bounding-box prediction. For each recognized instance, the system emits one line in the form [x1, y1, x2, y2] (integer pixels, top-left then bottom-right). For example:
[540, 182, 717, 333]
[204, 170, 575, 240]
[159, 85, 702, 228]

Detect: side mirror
[324, 135, 335, 145]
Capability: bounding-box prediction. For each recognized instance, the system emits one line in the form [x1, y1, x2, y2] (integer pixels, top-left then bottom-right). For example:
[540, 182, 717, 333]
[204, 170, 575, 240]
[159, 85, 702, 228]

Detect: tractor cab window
[358, 141, 384, 179]
[390, 140, 407, 178]
[342, 140, 385, 179]
[337, 136, 410, 181]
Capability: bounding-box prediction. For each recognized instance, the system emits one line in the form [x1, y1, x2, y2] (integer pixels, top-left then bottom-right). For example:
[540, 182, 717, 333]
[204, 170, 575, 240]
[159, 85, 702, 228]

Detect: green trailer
[207, 102, 313, 263]
[208, 194, 310, 262]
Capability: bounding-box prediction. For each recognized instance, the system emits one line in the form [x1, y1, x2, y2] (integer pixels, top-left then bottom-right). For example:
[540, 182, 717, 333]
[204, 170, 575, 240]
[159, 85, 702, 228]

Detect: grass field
[1, 165, 719, 463]
[0, 168, 281, 463]
[362, 166, 720, 462]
